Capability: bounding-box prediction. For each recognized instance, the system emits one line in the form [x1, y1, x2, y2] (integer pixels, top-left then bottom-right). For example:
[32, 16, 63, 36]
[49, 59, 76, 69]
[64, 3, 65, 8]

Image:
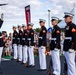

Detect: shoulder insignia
[31, 32, 34, 35]
[43, 30, 46, 33]
[72, 28, 76, 32]
[15, 34, 17, 35]
[20, 33, 22, 35]
[25, 33, 27, 36]
[56, 30, 60, 34]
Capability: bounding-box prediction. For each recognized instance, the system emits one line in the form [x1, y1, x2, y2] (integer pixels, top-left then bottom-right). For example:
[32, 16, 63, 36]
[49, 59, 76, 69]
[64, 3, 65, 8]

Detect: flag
[25, 5, 31, 28]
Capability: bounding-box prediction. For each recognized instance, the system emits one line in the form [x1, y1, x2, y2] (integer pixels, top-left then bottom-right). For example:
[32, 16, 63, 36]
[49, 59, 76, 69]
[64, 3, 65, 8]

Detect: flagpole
[48, 10, 51, 28]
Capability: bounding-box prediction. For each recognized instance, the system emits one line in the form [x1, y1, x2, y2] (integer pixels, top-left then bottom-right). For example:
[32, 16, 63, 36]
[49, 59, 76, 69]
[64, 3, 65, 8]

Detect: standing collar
[19, 30, 22, 32]
[41, 26, 45, 28]
[67, 21, 72, 26]
[29, 28, 32, 31]
[53, 25, 57, 28]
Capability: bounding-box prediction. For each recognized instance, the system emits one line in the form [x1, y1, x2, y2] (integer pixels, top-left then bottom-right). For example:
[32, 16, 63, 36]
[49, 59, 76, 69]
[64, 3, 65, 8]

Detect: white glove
[13, 44, 17, 46]
[69, 49, 75, 53]
[41, 46, 44, 48]
[49, 37, 52, 40]
[54, 48, 59, 51]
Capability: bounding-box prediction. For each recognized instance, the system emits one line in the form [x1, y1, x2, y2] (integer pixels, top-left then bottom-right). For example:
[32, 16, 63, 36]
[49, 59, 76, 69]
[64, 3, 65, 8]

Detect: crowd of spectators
[1, 31, 65, 57]
[2, 32, 12, 57]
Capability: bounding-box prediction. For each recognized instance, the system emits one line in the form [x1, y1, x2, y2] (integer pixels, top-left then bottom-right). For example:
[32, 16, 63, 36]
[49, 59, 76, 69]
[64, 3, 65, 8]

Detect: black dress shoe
[63, 72, 67, 75]
[31, 65, 35, 67]
[47, 70, 51, 75]
[21, 62, 25, 64]
[11, 58, 14, 60]
[16, 59, 19, 62]
[11, 58, 17, 60]
[24, 62, 28, 67]
[0, 70, 2, 74]
[26, 65, 32, 67]
[52, 74, 56, 75]
[0, 71, 2, 74]
[16, 60, 22, 62]
[38, 69, 47, 71]
[0, 68, 2, 74]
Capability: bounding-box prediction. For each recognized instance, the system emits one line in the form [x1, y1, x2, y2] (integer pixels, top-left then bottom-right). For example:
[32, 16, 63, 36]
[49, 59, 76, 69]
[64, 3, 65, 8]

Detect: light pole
[1, 13, 3, 20]
[71, 0, 76, 24]
[48, 10, 51, 28]
[0, 4, 8, 20]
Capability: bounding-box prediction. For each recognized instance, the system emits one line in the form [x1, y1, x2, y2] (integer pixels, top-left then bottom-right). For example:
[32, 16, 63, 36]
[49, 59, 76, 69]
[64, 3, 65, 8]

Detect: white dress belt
[22, 38, 25, 40]
[0, 36, 2, 38]
[27, 38, 31, 40]
[39, 37, 42, 39]
[18, 38, 20, 40]
[51, 38, 56, 40]
[13, 37, 15, 39]
[65, 37, 72, 40]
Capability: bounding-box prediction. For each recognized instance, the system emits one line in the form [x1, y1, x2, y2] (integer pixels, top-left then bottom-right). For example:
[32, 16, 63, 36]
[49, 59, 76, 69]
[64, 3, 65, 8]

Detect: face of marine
[28, 25, 32, 29]
[23, 26, 26, 30]
[13, 27, 16, 31]
[52, 20, 58, 26]
[64, 16, 72, 23]
[18, 27, 21, 31]
[40, 22, 45, 27]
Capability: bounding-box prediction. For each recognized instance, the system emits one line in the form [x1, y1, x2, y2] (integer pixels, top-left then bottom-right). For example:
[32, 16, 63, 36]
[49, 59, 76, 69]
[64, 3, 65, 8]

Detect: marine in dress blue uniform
[50, 17, 61, 75]
[63, 12, 76, 75]
[0, 18, 4, 74]
[27, 22, 35, 67]
[22, 25, 28, 66]
[38, 19, 47, 71]
[12, 26, 18, 60]
[17, 25, 23, 62]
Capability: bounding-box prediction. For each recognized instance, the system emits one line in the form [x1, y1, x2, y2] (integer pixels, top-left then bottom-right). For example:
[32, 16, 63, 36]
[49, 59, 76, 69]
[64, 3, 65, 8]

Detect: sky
[0, 0, 75, 34]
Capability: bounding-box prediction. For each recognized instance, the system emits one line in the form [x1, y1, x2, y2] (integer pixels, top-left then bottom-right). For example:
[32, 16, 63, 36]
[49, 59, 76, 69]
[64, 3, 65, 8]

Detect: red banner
[25, 5, 31, 28]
